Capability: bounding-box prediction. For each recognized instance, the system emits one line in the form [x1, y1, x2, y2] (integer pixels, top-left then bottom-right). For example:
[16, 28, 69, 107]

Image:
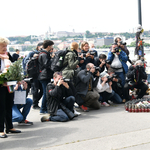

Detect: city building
[95, 36, 114, 47]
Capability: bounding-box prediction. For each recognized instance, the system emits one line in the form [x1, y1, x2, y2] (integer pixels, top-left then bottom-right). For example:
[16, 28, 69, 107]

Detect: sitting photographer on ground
[41, 72, 79, 122]
[75, 63, 101, 111]
[12, 80, 33, 125]
[94, 71, 122, 106]
[124, 60, 148, 101]
[107, 67, 124, 99]
[107, 43, 128, 86]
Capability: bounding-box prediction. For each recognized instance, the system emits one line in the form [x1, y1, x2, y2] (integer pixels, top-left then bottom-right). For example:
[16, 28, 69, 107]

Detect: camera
[79, 53, 86, 59]
[106, 76, 112, 83]
[89, 51, 96, 55]
[105, 59, 111, 65]
[135, 65, 143, 70]
[24, 78, 33, 83]
[119, 41, 126, 45]
[62, 77, 70, 82]
[114, 47, 120, 53]
[94, 67, 100, 75]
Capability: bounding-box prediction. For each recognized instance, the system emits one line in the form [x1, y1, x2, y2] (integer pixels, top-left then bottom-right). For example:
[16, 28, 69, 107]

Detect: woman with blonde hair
[0, 37, 21, 138]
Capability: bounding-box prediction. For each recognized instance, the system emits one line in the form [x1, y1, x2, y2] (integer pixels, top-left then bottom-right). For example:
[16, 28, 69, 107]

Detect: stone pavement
[1, 98, 150, 150]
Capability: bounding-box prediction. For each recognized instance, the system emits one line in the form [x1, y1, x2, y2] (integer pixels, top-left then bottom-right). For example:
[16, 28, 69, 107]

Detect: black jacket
[111, 74, 123, 98]
[75, 69, 99, 96]
[46, 82, 73, 115]
[79, 50, 94, 70]
[126, 65, 147, 84]
[94, 57, 106, 73]
[38, 50, 53, 80]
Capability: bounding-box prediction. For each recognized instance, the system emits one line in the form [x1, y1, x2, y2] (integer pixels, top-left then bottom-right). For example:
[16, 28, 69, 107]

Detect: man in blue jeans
[41, 72, 79, 122]
[38, 40, 54, 114]
[12, 81, 33, 125]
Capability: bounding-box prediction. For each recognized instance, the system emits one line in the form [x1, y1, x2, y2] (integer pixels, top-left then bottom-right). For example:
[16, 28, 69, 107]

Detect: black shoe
[6, 129, 21, 134]
[33, 106, 40, 110]
[0, 133, 7, 138]
[18, 120, 33, 125]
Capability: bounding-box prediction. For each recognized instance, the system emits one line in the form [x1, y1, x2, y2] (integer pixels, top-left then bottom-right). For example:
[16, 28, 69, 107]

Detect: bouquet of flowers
[0, 59, 24, 85]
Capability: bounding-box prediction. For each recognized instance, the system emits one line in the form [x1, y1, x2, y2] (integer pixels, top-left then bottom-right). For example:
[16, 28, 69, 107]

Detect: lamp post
[138, 0, 142, 25]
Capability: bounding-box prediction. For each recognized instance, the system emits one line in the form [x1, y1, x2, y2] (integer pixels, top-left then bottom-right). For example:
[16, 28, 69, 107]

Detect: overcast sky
[1, 0, 150, 37]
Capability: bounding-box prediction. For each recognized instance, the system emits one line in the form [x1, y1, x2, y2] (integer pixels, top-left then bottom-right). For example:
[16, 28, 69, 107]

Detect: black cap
[37, 42, 43, 47]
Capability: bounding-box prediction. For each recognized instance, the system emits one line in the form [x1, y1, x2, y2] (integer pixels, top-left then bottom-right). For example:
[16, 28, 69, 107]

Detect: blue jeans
[63, 96, 75, 112]
[100, 90, 122, 104]
[39, 79, 50, 113]
[115, 72, 125, 86]
[12, 98, 33, 122]
[50, 109, 69, 122]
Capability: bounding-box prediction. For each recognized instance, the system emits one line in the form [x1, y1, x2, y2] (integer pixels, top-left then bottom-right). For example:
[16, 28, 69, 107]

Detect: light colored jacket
[62, 50, 79, 79]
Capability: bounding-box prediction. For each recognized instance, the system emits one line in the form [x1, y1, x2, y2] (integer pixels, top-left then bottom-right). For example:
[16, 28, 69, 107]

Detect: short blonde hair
[70, 42, 79, 51]
[81, 41, 89, 50]
[0, 37, 10, 45]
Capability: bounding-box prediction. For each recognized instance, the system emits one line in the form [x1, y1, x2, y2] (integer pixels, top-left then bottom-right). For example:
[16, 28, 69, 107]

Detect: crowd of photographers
[0, 36, 148, 138]
[23, 38, 148, 122]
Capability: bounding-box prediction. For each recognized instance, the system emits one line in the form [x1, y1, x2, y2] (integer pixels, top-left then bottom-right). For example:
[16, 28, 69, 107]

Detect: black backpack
[51, 49, 69, 72]
[26, 52, 46, 78]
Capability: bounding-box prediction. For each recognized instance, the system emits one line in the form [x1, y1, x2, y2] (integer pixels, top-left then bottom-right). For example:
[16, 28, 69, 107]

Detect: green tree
[9, 47, 15, 52]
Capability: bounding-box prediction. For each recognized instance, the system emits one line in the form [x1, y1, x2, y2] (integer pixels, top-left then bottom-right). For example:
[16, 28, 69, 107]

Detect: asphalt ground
[1, 96, 150, 150]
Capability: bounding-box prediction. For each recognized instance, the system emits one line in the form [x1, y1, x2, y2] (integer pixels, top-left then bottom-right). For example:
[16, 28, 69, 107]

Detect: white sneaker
[102, 102, 110, 107]
[74, 109, 81, 117]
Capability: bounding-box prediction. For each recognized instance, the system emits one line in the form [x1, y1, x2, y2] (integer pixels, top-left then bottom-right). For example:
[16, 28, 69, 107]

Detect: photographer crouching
[124, 60, 148, 101]
[107, 68, 124, 99]
[94, 71, 122, 106]
[41, 72, 78, 122]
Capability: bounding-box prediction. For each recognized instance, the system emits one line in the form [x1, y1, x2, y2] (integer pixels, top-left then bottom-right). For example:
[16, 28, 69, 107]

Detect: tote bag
[14, 90, 26, 104]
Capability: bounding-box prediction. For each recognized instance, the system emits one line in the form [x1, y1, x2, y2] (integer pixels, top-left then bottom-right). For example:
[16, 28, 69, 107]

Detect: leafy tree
[9, 47, 15, 52]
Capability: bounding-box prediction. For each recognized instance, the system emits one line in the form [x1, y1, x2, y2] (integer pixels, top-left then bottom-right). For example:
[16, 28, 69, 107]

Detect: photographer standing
[38, 40, 54, 114]
[107, 44, 128, 86]
[24, 42, 43, 110]
[124, 60, 148, 101]
[114, 37, 129, 56]
[41, 72, 77, 122]
[79, 42, 95, 70]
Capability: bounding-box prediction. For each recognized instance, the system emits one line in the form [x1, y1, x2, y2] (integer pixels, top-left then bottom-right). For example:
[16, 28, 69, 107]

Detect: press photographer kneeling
[41, 72, 78, 122]
[124, 60, 148, 101]
[94, 71, 122, 106]
[107, 68, 124, 99]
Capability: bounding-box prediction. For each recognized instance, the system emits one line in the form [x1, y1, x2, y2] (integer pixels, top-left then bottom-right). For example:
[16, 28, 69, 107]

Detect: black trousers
[124, 82, 148, 100]
[31, 79, 43, 107]
[0, 86, 14, 132]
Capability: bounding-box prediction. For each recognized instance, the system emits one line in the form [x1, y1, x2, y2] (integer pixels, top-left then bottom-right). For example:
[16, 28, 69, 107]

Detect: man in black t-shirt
[12, 49, 20, 61]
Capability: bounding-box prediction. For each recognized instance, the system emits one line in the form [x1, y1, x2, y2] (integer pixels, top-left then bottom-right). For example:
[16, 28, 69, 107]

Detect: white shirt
[0, 59, 5, 72]
[94, 77, 112, 93]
